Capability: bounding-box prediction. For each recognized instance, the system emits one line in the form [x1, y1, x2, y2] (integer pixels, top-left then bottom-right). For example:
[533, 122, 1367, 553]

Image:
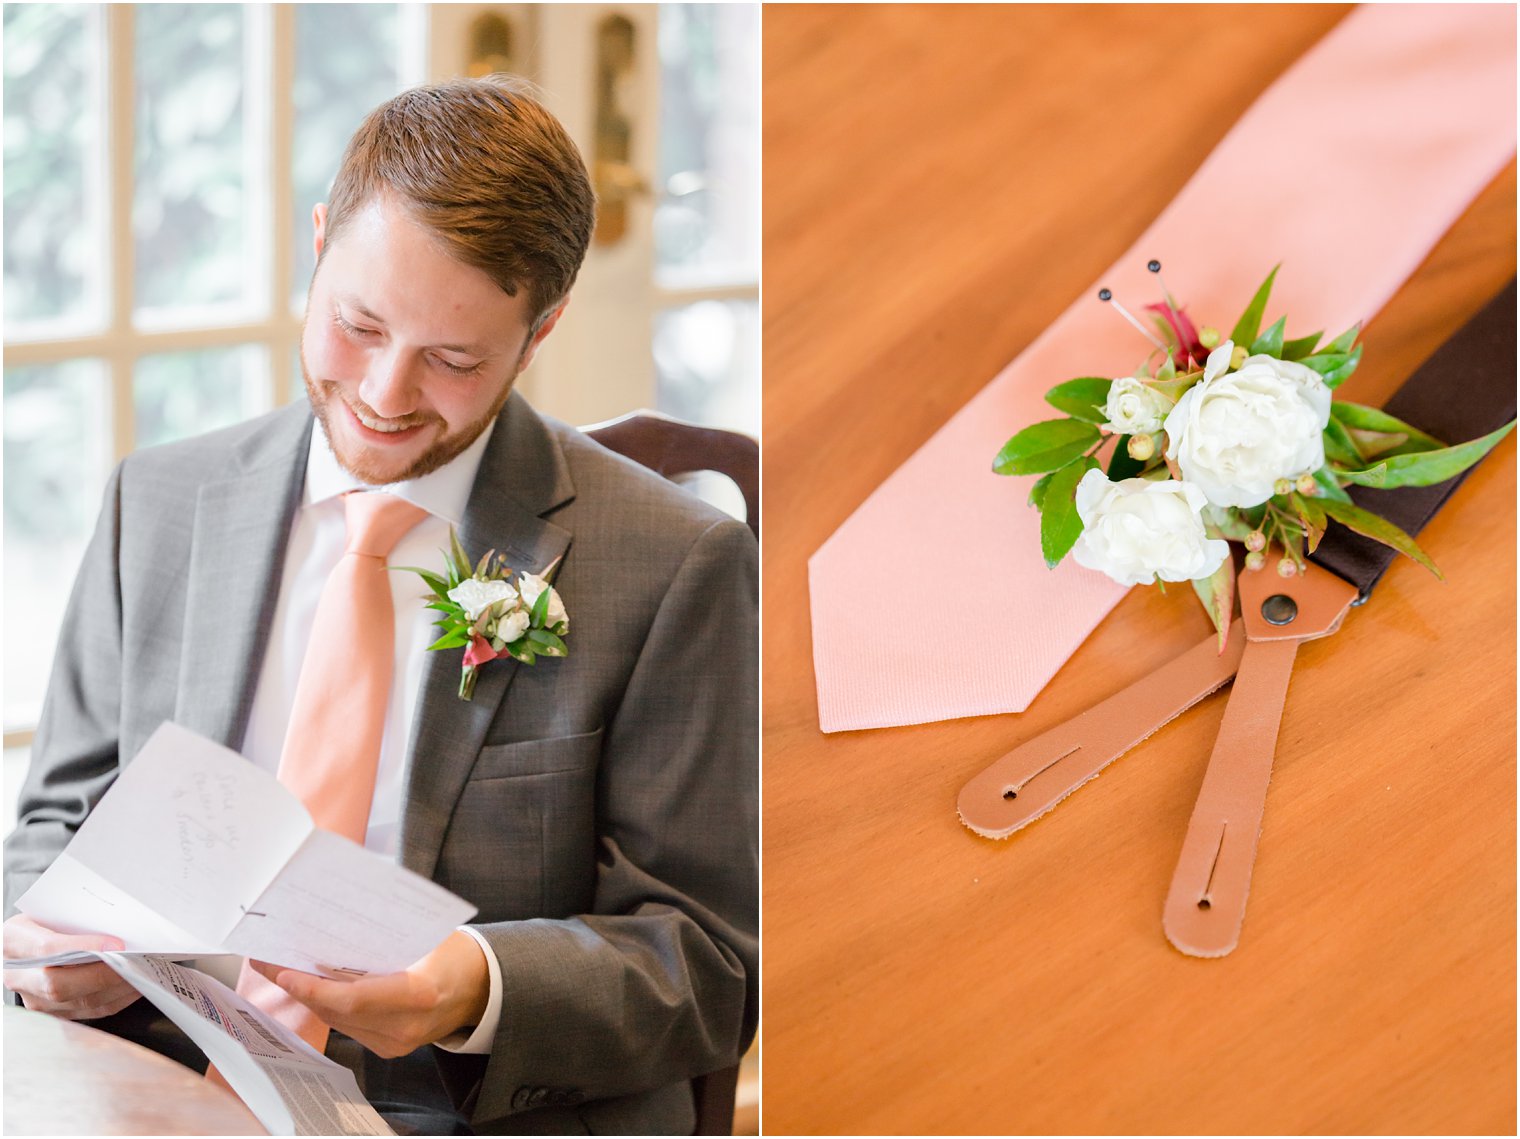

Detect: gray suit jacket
[4, 391, 759, 1134]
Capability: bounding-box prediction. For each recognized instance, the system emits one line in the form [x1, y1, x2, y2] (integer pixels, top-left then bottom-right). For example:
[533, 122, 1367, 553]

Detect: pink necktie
[221, 490, 428, 1059]
[808, 3, 1516, 733]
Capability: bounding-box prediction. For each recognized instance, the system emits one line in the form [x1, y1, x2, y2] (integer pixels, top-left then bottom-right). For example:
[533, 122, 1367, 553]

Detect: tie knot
[342, 492, 429, 558]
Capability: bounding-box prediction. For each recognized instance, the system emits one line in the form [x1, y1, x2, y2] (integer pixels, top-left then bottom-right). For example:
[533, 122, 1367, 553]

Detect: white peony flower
[1163, 352, 1330, 507]
[518, 572, 569, 631]
[1102, 376, 1170, 437]
[447, 577, 517, 621]
[494, 608, 530, 645]
[1070, 470, 1229, 587]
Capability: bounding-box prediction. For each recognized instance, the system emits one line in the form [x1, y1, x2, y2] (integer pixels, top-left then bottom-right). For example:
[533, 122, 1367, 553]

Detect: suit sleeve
[463, 515, 758, 1122]
[4, 465, 126, 916]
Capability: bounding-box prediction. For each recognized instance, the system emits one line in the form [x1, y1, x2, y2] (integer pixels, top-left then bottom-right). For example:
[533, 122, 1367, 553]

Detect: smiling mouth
[342, 399, 433, 439]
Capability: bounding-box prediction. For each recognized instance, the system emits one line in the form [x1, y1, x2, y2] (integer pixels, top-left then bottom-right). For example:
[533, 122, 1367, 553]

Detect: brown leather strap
[958, 625, 1245, 839]
[1311, 278, 1516, 599]
[1162, 556, 1359, 956]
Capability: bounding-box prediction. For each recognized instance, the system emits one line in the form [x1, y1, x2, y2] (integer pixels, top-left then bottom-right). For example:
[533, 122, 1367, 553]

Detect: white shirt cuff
[433, 925, 502, 1055]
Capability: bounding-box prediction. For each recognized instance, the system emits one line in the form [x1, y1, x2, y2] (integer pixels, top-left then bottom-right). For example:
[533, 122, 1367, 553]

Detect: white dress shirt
[241, 419, 503, 1053]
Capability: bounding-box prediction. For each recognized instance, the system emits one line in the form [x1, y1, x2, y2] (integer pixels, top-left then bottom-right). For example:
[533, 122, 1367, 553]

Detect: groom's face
[300, 194, 561, 485]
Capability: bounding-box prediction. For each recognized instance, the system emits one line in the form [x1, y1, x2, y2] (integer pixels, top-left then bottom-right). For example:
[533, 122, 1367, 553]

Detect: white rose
[447, 577, 518, 620]
[493, 608, 530, 645]
[1163, 352, 1330, 507]
[1102, 376, 1170, 436]
[518, 572, 569, 631]
[1070, 469, 1229, 587]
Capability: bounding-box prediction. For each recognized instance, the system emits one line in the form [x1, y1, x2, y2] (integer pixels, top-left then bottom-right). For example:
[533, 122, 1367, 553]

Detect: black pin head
[1147, 260, 1162, 273]
[1097, 288, 1112, 302]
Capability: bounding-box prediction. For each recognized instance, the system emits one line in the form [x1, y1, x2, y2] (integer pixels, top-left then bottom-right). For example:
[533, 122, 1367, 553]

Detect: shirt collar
[304, 415, 497, 527]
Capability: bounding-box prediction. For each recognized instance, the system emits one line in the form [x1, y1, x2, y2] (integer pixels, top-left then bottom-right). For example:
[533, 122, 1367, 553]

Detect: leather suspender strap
[1310, 279, 1517, 600]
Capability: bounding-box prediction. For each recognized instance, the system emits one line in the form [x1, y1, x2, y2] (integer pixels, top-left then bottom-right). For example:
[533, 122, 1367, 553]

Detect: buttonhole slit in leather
[1199, 822, 1227, 910]
[1002, 744, 1081, 800]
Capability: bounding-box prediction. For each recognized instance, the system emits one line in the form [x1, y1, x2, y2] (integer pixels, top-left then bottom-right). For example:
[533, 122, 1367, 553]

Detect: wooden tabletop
[761, 6, 1515, 1135]
[3, 1004, 265, 1135]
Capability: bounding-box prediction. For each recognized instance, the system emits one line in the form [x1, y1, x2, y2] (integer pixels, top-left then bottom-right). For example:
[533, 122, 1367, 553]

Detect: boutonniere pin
[994, 261, 1516, 649]
[396, 528, 569, 700]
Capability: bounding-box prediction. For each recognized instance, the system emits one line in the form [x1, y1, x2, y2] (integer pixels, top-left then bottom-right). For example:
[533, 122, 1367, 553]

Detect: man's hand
[250, 929, 490, 1058]
[3, 913, 140, 1020]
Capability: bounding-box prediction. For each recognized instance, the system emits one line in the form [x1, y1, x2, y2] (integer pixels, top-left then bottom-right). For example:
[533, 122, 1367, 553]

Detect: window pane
[290, 4, 403, 312]
[4, 360, 112, 731]
[291, 3, 407, 311]
[654, 299, 758, 435]
[3, 3, 105, 337]
[134, 4, 260, 326]
[655, 4, 760, 286]
[134, 345, 267, 448]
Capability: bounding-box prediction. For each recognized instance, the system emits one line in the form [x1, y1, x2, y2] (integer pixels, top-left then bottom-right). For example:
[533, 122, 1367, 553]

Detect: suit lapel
[174, 405, 312, 749]
[400, 392, 576, 878]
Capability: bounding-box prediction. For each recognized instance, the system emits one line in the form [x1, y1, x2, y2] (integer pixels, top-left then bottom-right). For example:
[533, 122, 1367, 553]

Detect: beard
[300, 346, 516, 485]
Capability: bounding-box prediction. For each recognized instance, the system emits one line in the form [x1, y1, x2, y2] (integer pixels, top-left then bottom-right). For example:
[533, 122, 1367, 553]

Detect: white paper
[14, 721, 476, 976]
[99, 952, 393, 1136]
[227, 828, 476, 977]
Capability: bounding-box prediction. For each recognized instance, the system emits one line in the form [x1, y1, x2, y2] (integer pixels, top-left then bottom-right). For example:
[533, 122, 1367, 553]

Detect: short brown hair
[323, 76, 596, 330]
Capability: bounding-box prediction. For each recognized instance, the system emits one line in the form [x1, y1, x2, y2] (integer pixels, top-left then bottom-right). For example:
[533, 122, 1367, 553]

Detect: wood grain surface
[760, 6, 1516, 1135]
[3, 1004, 266, 1135]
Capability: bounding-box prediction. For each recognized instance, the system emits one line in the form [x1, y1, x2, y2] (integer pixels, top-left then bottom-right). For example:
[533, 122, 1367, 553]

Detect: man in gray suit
[3, 78, 757, 1135]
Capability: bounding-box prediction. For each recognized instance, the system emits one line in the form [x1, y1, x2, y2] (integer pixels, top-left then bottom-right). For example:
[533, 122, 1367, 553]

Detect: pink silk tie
[220, 490, 428, 1062]
[808, 3, 1516, 733]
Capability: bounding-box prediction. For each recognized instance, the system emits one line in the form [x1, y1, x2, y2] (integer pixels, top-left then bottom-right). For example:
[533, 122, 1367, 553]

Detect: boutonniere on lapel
[993, 261, 1515, 650]
[396, 528, 569, 700]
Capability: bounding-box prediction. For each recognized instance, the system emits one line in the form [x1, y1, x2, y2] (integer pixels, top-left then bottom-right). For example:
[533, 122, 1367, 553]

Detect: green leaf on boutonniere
[1292, 492, 1327, 554]
[393, 566, 451, 596]
[1249, 315, 1287, 359]
[1281, 330, 1322, 361]
[993, 419, 1101, 476]
[1322, 322, 1361, 355]
[1154, 354, 1177, 384]
[1044, 378, 1112, 424]
[1028, 471, 1054, 509]
[448, 528, 472, 585]
[1190, 556, 1235, 653]
[1347, 428, 1414, 461]
[1106, 437, 1146, 481]
[1298, 343, 1363, 388]
[530, 582, 552, 625]
[1310, 466, 1352, 502]
[527, 629, 568, 656]
[1229, 264, 1279, 347]
[428, 628, 472, 651]
[1340, 420, 1516, 489]
[474, 548, 497, 578]
[1039, 457, 1097, 568]
[1322, 417, 1364, 467]
[1331, 401, 1444, 455]
[1203, 508, 1256, 542]
[1317, 498, 1440, 577]
[1149, 371, 1200, 404]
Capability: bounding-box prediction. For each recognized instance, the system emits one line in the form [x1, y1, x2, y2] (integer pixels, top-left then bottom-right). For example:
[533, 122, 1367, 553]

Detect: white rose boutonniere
[1164, 348, 1331, 508]
[1102, 376, 1171, 437]
[1070, 470, 1228, 587]
[446, 578, 518, 621]
[994, 263, 1516, 651]
[396, 528, 570, 700]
